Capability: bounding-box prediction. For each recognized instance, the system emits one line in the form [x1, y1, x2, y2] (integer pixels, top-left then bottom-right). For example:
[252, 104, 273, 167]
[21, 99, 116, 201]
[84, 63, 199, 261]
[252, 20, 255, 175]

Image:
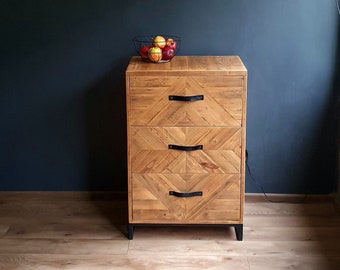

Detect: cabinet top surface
[126, 56, 247, 75]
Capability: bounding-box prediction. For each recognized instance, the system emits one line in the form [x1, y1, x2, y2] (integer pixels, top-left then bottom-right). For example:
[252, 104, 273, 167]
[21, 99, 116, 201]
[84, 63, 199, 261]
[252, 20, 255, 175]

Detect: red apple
[139, 45, 150, 59]
[165, 38, 177, 50]
[162, 46, 175, 60]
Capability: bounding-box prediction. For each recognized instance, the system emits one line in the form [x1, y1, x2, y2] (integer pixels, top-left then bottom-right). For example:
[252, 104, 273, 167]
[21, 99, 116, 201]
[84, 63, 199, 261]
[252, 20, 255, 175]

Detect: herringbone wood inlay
[129, 76, 243, 127]
[132, 174, 240, 223]
[131, 127, 242, 173]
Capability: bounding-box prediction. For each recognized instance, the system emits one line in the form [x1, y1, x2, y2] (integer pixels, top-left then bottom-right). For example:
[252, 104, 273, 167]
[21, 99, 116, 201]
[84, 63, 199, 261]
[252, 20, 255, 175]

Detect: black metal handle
[168, 144, 203, 151]
[169, 191, 203, 198]
[169, 95, 204, 102]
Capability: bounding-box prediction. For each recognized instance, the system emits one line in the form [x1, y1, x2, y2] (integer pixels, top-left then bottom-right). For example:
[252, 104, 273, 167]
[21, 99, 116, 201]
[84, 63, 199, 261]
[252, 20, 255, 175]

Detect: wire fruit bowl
[133, 35, 181, 63]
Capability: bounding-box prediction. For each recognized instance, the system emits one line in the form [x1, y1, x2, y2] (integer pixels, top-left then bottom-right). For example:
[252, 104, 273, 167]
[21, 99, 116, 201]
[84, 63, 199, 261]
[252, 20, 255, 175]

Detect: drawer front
[131, 173, 241, 223]
[130, 127, 242, 174]
[128, 76, 244, 127]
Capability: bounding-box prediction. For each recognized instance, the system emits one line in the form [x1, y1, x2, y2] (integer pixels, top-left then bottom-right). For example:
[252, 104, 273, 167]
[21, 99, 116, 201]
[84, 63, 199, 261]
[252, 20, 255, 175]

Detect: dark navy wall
[1, 0, 339, 193]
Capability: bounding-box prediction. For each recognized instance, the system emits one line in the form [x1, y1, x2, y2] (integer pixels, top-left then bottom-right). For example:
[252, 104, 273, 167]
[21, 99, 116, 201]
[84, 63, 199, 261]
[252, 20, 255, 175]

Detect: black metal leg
[234, 224, 243, 241]
[128, 224, 134, 240]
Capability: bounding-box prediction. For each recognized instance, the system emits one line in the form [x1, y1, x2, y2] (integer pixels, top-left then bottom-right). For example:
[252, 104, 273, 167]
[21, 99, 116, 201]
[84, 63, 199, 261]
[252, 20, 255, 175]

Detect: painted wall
[1, 0, 339, 193]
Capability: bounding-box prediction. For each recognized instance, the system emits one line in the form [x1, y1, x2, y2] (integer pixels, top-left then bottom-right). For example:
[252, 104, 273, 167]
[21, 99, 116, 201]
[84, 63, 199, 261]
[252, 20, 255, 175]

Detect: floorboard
[0, 192, 339, 270]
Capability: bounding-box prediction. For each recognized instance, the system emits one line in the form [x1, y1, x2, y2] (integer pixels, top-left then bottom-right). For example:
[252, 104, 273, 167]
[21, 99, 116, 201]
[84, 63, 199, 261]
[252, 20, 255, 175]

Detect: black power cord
[245, 150, 308, 204]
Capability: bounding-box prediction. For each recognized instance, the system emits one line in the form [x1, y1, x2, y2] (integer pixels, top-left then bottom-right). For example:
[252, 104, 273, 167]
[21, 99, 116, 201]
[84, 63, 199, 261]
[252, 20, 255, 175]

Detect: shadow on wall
[315, 19, 340, 264]
[83, 58, 128, 192]
[336, 19, 340, 200]
[305, 19, 340, 194]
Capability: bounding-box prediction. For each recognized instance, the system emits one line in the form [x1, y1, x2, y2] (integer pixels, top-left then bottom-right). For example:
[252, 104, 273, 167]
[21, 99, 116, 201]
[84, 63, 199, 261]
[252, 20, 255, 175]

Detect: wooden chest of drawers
[125, 56, 247, 240]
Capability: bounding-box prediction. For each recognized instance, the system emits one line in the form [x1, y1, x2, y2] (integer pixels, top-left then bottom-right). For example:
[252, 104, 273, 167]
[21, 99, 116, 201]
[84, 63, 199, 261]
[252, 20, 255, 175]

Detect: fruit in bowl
[148, 47, 162, 63]
[139, 45, 151, 60]
[162, 46, 175, 61]
[133, 35, 180, 63]
[165, 38, 177, 50]
[152, 36, 166, 49]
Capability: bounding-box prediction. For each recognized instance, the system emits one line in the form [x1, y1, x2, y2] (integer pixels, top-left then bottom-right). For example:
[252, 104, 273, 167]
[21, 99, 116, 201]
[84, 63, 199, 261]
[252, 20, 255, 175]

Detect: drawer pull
[168, 95, 204, 102]
[169, 191, 203, 198]
[168, 144, 203, 151]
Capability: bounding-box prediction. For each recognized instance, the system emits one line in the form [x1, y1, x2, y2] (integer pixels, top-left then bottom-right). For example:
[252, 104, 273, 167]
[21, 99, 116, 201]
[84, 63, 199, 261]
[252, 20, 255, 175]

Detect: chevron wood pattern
[132, 174, 241, 223]
[128, 76, 243, 127]
[131, 127, 242, 174]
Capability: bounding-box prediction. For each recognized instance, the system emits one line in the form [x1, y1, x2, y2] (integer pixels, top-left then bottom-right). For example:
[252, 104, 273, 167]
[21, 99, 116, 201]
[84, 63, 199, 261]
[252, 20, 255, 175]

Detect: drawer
[130, 127, 242, 174]
[131, 173, 241, 223]
[127, 76, 244, 127]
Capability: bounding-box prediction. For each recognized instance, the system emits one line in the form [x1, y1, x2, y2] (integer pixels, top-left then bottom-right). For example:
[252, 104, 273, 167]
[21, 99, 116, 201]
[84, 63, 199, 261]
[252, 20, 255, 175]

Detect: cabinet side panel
[240, 73, 247, 223]
[126, 74, 133, 223]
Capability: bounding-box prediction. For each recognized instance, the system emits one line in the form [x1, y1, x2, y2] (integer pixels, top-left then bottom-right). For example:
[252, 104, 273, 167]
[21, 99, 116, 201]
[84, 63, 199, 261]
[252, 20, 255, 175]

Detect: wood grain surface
[0, 192, 339, 269]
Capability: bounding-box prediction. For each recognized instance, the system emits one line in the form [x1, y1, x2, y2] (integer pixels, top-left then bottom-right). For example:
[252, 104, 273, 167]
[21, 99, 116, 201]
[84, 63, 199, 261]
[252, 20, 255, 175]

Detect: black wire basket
[133, 35, 181, 63]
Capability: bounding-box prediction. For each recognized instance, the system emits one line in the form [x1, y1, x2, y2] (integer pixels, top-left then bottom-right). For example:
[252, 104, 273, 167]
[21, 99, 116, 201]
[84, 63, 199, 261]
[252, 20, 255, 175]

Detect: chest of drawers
[125, 56, 247, 240]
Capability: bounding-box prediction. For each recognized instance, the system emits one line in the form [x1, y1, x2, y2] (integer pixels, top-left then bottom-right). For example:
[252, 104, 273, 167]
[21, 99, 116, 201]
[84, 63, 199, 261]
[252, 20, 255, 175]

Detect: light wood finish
[0, 192, 340, 269]
[126, 56, 247, 238]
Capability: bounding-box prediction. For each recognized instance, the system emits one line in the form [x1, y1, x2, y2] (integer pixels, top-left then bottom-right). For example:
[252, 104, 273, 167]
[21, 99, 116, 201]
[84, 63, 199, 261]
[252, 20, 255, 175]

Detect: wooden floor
[0, 192, 340, 270]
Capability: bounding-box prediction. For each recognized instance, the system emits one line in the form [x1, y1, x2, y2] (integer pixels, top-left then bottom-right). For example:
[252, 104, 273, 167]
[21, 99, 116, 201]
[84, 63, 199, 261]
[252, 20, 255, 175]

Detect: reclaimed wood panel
[131, 127, 241, 173]
[131, 174, 241, 223]
[128, 76, 243, 127]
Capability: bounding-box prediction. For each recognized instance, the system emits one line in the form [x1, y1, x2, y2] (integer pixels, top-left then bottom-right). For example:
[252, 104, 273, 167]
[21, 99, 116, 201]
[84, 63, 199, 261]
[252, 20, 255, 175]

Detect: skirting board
[246, 192, 335, 202]
[0, 191, 338, 213]
[0, 191, 337, 203]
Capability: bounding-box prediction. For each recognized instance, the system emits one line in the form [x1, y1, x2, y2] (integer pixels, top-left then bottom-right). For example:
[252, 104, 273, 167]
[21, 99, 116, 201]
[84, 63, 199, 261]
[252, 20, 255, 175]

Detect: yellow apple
[152, 35, 166, 49]
[148, 47, 162, 62]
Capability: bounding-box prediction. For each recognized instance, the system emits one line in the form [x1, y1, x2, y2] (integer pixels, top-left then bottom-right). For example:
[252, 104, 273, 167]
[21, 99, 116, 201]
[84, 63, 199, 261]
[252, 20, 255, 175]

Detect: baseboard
[245, 193, 335, 203]
[0, 191, 336, 205]
[0, 191, 127, 200]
